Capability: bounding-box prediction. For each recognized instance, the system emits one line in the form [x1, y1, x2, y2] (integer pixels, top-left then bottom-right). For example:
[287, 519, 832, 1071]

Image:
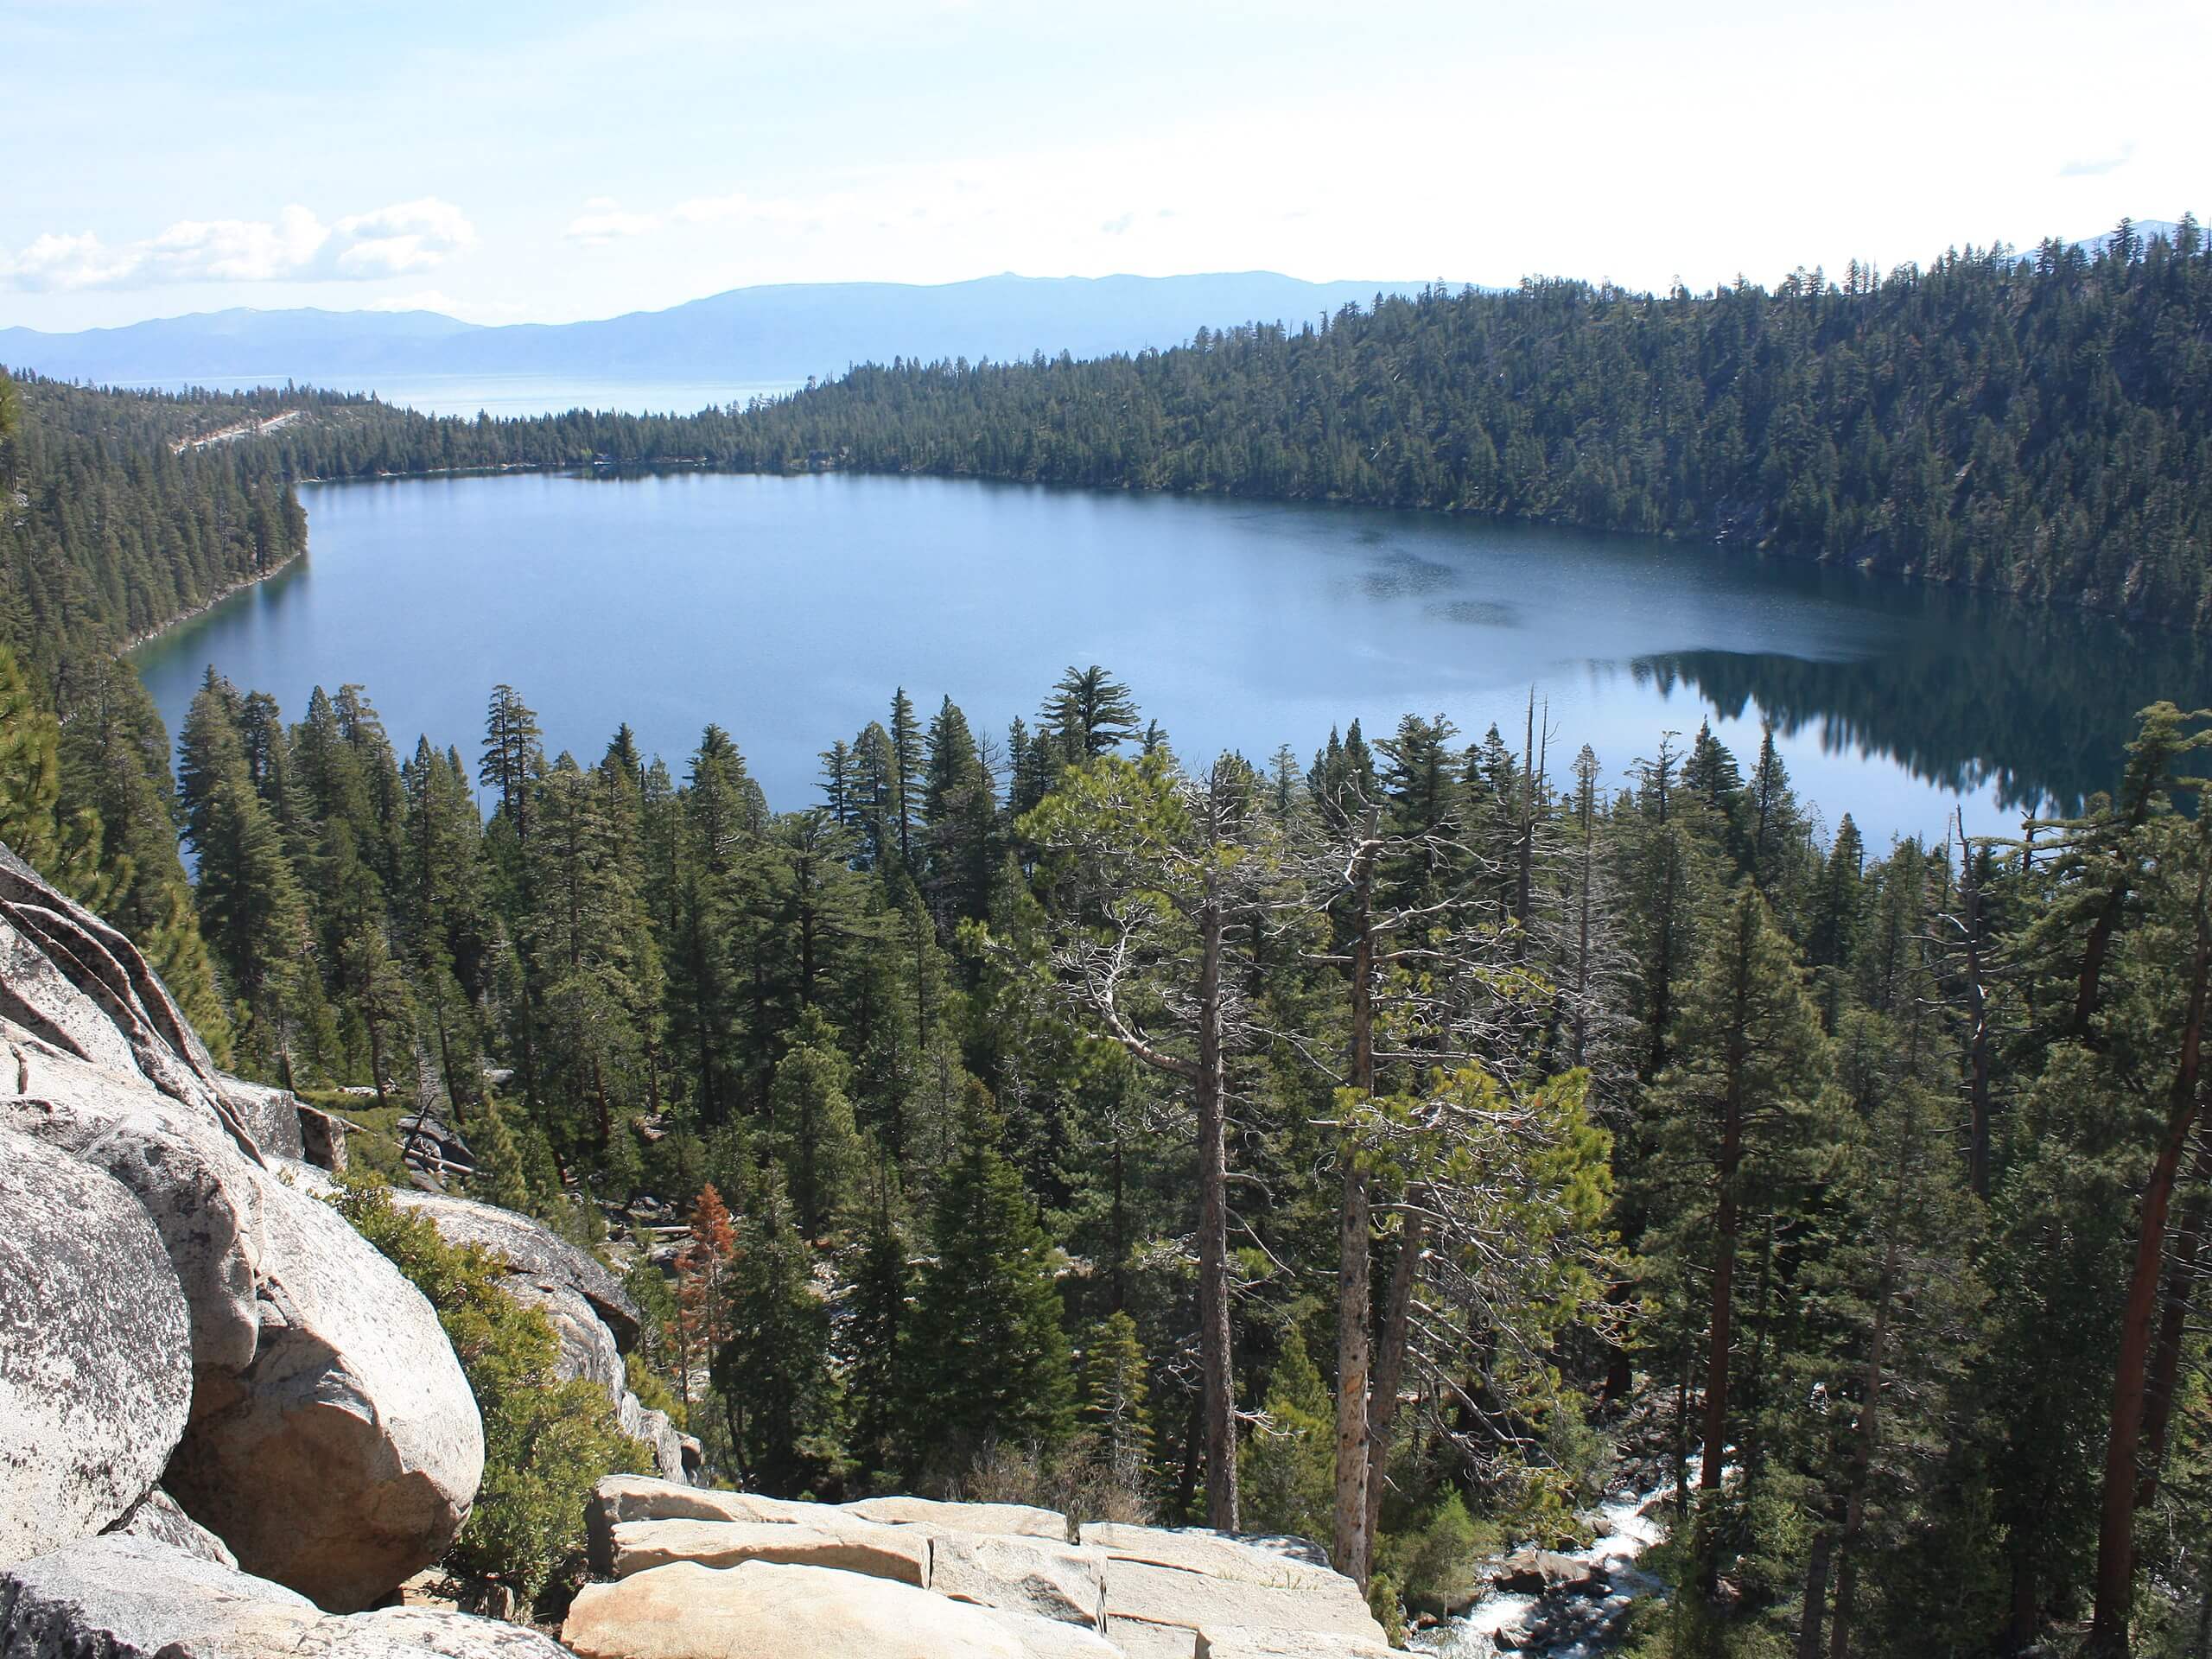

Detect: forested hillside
[715, 221, 2212, 627]
[7, 219, 2212, 648]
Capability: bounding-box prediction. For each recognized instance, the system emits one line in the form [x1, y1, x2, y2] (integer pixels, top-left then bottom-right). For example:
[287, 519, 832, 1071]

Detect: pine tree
[713, 1165, 842, 1497]
[1240, 1326, 1335, 1544]
[769, 1005, 867, 1238]
[903, 1083, 1075, 1476]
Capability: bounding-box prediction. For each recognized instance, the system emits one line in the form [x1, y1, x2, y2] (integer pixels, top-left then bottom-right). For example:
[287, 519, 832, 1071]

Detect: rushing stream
[1412, 1478, 1673, 1658]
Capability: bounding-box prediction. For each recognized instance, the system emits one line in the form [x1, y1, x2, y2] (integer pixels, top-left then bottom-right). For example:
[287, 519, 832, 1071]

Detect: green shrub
[329, 1173, 652, 1609]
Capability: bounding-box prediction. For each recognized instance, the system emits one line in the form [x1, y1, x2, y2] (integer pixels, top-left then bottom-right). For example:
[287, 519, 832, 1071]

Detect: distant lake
[132, 375, 805, 418]
[130, 472, 2211, 846]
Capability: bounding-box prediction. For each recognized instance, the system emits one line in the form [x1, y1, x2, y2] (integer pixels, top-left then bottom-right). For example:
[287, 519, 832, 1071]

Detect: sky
[4, 0, 2206, 333]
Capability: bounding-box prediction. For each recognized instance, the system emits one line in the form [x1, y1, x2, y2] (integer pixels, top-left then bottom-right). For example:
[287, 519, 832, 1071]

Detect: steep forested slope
[8, 221, 2211, 651]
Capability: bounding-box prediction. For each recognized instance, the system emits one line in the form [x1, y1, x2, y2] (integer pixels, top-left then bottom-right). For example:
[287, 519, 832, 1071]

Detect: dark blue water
[130, 471, 2209, 845]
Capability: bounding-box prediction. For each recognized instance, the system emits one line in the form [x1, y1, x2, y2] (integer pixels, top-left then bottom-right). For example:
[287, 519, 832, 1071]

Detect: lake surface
[130, 472, 2211, 846]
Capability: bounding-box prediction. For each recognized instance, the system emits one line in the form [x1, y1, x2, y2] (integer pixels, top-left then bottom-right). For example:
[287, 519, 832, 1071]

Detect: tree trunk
[2087, 866, 2210, 1657]
[1697, 956, 1751, 1599]
[1828, 1218, 1901, 1659]
[1363, 1209, 1425, 1579]
[2137, 1131, 2211, 1513]
[1333, 859, 1376, 1583]
[1197, 884, 1238, 1533]
[1796, 1526, 1833, 1659]
[1958, 816, 1993, 1198]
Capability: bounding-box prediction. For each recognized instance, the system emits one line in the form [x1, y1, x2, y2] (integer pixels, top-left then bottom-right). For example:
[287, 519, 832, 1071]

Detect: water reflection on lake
[130, 472, 2209, 846]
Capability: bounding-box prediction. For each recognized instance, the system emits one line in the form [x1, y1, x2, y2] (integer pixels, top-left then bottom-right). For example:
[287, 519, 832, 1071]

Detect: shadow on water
[1636, 588, 2212, 820]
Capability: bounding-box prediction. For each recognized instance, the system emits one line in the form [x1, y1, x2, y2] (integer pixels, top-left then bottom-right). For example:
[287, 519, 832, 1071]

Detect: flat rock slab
[1079, 1527, 1345, 1593]
[931, 1533, 1107, 1630]
[1105, 1617, 1199, 1659]
[610, 1518, 929, 1585]
[846, 1495, 1071, 1541]
[0, 1128, 193, 1564]
[564, 1559, 1112, 1659]
[1100, 1560, 1387, 1649]
[1195, 1629, 1396, 1659]
[0, 1533, 320, 1659]
[588, 1475, 847, 1576]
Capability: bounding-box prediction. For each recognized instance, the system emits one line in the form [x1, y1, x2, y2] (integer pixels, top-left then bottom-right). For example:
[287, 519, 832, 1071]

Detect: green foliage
[1376, 1491, 1491, 1616]
[902, 1084, 1076, 1477]
[327, 1172, 650, 1605]
[711, 1165, 842, 1497]
[1238, 1326, 1335, 1545]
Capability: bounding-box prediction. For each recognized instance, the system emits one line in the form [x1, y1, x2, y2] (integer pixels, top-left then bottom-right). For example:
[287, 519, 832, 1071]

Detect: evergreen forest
[3, 220, 2212, 1658]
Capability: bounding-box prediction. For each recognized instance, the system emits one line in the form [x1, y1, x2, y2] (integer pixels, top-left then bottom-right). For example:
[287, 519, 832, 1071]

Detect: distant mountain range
[0, 272, 1435, 391]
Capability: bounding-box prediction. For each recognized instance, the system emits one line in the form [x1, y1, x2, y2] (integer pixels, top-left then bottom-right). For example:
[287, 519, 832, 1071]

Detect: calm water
[131, 472, 2210, 845]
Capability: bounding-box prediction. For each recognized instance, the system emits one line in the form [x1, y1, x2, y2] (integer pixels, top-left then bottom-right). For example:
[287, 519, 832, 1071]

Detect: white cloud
[331, 198, 478, 276]
[565, 199, 664, 245]
[0, 199, 476, 292]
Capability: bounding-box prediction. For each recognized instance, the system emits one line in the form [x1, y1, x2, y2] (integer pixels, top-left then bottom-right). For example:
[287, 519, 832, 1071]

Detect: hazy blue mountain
[0, 272, 1434, 390]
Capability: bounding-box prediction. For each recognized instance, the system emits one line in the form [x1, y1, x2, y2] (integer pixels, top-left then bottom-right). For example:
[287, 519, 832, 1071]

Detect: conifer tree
[714, 1166, 841, 1497]
[769, 1005, 867, 1238]
[903, 1083, 1075, 1476]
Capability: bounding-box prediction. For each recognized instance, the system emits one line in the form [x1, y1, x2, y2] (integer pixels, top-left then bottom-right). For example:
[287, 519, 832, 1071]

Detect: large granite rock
[1194, 1631, 1395, 1659]
[844, 1496, 1071, 1542]
[609, 1518, 931, 1585]
[1077, 1526, 1387, 1653]
[930, 1534, 1107, 1630]
[0, 845, 484, 1611]
[0, 1535, 572, 1659]
[563, 1560, 1116, 1659]
[0, 1131, 193, 1565]
[163, 1167, 484, 1611]
[586, 1475, 830, 1576]
[391, 1189, 640, 1349]
[1077, 1527, 1345, 1592]
[105, 1489, 238, 1570]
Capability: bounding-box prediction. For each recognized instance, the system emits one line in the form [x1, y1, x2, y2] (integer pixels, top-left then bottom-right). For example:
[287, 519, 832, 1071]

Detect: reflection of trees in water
[1635, 601, 2211, 819]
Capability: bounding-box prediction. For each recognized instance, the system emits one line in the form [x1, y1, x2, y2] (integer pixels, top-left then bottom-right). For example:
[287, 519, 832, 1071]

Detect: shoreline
[120, 545, 307, 656]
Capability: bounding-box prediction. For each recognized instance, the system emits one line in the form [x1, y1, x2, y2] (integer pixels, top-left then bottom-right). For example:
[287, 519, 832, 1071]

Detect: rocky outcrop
[563, 1560, 1120, 1659]
[611, 1518, 932, 1585]
[0, 1133, 193, 1565]
[576, 1480, 1387, 1659]
[391, 1190, 639, 1349]
[1077, 1525, 1389, 1655]
[1194, 1631, 1395, 1659]
[105, 1489, 238, 1569]
[0, 1534, 573, 1659]
[392, 1188, 685, 1484]
[0, 844, 483, 1611]
[931, 1534, 1108, 1630]
[845, 1496, 1071, 1541]
[587, 1475, 830, 1576]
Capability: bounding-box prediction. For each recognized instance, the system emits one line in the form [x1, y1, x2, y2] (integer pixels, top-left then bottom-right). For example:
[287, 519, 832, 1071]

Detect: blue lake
[130, 471, 2209, 845]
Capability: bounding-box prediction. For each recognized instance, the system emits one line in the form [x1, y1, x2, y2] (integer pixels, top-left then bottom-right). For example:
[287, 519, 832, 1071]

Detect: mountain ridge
[0, 270, 1437, 390]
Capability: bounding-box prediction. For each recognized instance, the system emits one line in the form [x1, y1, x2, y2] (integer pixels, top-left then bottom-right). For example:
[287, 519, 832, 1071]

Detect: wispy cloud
[564, 198, 664, 245]
[2060, 142, 2135, 178]
[0, 199, 476, 292]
